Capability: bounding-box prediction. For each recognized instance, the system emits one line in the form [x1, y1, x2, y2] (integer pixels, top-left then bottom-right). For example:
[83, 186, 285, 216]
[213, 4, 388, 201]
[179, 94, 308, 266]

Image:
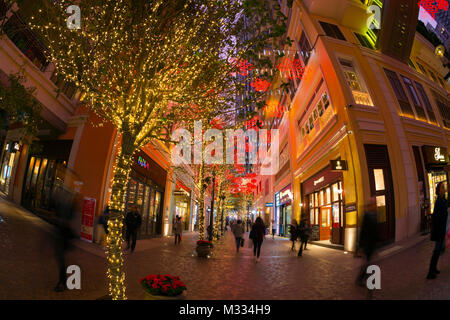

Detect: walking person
[250, 217, 266, 262]
[125, 205, 142, 253]
[303, 219, 312, 250]
[297, 219, 305, 257]
[98, 206, 109, 247]
[173, 215, 183, 245]
[426, 182, 448, 279]
[52, 172, 79, 292]
[231, 219, 245, 252]
[271, 219, 276, 239]
[356, 200, 378, 286]
[289, 219, 298, 251]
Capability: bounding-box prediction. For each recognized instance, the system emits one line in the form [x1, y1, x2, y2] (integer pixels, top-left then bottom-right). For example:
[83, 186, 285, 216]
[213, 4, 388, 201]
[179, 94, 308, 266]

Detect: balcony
[352, 90, 374, 106]
[2, 14, 49, 72]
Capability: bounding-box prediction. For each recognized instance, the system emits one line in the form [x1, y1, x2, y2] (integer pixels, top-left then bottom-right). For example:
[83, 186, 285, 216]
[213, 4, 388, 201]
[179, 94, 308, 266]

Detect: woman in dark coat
[250, 217, 266, 262]
[427, 182, 448, 279]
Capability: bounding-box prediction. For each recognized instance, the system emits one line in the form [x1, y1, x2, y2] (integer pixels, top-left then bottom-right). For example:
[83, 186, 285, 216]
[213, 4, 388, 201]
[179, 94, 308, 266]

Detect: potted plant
[139, 274, 187, 300]
[196, 240, 213, 258]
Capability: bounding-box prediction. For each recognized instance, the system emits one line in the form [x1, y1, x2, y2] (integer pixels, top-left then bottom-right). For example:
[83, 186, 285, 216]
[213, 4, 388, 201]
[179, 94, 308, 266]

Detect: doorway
[364, 144, 395, 243]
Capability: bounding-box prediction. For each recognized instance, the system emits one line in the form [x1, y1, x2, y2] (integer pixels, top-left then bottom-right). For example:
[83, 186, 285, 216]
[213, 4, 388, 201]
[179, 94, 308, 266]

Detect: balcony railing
[2, 13, 49, 72]
[352, 90, 374, 106]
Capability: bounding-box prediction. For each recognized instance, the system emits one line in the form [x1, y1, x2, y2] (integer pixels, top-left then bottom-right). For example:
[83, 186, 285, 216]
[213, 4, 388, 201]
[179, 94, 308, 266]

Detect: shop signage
[81, 197, 96, 242]
[279, 185, 292, 205]
[301, 165, 343, 196]
[422, 146, 449, 166]
[266, 202, 274, 207]
[331, 160, 348, 171]
[314, 176, 324, 186]
[137, 156, 150, 170]
[345, 203, 357, 213]
[275, 193, 280, 207]
[132, 150, 167, 189]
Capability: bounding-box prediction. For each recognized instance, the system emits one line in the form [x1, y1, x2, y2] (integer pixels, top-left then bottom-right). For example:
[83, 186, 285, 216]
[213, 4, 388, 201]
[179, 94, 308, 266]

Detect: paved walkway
[0, 198, 448, 300]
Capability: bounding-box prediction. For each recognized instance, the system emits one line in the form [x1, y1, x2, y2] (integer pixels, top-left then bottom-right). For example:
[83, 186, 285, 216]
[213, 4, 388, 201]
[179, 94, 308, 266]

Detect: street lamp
[220, 195, 226, 236]
[207, 170, 216, 241]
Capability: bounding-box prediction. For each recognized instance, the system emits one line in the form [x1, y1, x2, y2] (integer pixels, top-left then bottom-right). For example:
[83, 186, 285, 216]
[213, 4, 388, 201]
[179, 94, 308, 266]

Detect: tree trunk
[106, 132, 136, 300]
[197, 161, 205, 240]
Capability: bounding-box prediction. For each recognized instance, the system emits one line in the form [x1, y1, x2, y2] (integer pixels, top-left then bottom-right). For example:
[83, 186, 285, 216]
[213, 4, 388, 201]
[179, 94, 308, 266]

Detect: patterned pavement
[0, 198, 448, 300]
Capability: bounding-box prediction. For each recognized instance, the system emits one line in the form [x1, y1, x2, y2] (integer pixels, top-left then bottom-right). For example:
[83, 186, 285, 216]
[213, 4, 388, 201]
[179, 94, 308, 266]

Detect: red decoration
[231, 59, 255, 76]
[276, 57, 305, 80]
[250, 78, 271, 92]
[418, 0, 448, 18]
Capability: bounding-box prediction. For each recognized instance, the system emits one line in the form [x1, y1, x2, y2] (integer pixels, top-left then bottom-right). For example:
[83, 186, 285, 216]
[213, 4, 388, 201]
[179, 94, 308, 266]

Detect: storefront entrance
[275, 184, 292, 237]
[125, 150, 167, 238]
[364, 144, 395, 243]
[302, 166, 344, 244]
[307, 181, 344, 242]
[21, 140, 73, 217]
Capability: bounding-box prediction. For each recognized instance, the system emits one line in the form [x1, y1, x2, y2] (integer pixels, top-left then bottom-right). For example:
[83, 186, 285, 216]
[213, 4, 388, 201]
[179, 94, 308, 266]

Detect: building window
[401, 75, 427, 121]
[339, 59, 374, 106]
[319, 21, 346, 41]
[432, 91, 450, 129]
[414, 81, 437, 124]
[354, 33, 375, 49]
[384, 68, 415, 117]
[415, 62, 429, 76]
[299, 31, 312, 65]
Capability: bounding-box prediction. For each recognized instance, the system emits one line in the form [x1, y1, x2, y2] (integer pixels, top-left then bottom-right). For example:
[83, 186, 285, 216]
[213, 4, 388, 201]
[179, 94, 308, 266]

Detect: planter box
[144, 291, 187, 300]
[196, 245, 211, 258]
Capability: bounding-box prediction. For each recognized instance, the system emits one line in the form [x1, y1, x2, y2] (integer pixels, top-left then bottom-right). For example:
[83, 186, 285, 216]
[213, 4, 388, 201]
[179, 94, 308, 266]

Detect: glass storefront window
[332, 183, 339, 201]
[319, 190, 324, 206]
[325, 187, 331, 204]
[428, 171, 447, 213]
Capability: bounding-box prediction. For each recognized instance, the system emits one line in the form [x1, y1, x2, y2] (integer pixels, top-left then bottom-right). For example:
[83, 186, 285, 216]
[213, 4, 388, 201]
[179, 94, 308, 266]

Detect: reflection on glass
[326, 187, 331, 204]
[374, 169, 385, 191]
[376, 195, 386, 223]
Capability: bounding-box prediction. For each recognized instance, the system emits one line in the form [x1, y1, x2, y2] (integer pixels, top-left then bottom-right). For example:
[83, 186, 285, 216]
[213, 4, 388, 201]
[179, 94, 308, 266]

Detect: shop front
[21, 140, 73, 217]
[174, 180, 191, 231]
[422, 146, 449, 219]
[301, 165, 344, 244]
[0, 141, 20, 195]
[275, 184, 292, 237]
[125, 150, 167, 238]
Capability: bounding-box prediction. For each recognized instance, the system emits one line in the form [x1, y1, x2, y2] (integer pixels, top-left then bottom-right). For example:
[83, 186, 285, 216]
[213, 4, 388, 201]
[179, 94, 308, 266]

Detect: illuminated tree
[26, 0, 288, 299]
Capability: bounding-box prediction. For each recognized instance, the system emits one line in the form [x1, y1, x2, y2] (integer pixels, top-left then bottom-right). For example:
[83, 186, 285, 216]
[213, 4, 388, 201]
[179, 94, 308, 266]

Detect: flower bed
[139, 274, 187, 297]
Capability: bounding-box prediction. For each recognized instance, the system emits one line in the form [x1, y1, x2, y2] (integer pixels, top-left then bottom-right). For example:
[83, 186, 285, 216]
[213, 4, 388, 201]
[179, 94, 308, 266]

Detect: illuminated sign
[265, 203, 274, 207]
[314, 176, 324, 186]
[331, 160, 348, 171]
[422, 146, 449, 166]
[434, 148, 445, 162]
[137, 156, 150, 170]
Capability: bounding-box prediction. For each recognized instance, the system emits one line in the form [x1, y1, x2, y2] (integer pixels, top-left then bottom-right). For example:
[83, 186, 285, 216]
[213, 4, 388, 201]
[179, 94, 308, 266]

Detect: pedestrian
[356, 200, 378, 286]
[303, 219, 312, 250]
[250, 217, 266, 262]
[271, 219, 276, 239]
[52, 173, 79, 292]
[426, 182, 448, 279]
[231, 219, 245, 252]
[297, 218, 311, 256]
[289, 219, 298, 251]
[98, 206, 109, 247]
[125, 205, 142, 253]
[173, 215, 183, 245]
